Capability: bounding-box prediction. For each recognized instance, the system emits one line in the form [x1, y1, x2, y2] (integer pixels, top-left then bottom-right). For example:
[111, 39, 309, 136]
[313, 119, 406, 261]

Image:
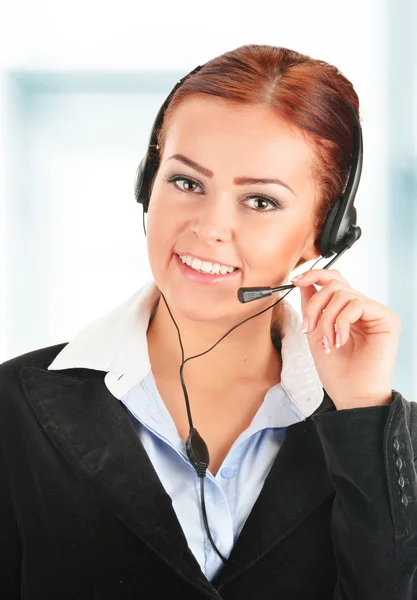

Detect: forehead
[162, 95, 315, 190]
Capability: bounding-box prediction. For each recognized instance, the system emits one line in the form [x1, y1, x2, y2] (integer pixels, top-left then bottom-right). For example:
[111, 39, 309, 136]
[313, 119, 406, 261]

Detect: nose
[192, 193, 234, 244]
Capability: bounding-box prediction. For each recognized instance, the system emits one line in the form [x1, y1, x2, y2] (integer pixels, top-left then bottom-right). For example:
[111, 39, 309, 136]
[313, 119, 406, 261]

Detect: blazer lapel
[213, 391, 336, 588]
[20, 365, 222, 600]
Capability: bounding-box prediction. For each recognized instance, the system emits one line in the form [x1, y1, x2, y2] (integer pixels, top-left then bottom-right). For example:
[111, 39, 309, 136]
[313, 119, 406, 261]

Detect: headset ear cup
[319, 198, 340, 258]
[134, 157, 147, 207]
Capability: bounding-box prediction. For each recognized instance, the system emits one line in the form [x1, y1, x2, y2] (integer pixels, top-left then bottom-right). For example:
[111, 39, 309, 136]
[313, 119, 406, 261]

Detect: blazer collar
[47, 279, 325, 419]
[20, 363, 335, 596]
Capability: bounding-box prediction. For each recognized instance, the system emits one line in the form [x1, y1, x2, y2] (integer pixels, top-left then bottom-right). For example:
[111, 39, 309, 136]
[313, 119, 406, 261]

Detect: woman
[0, 45, 415, 599]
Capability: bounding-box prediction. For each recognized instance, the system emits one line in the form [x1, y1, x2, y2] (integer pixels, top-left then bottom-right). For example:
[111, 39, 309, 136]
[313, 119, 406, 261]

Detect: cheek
[146, 200, 178, 268]
[247, 221, 309, 277]
[147, 183, 181, 231]
[249, 225, 297, 260]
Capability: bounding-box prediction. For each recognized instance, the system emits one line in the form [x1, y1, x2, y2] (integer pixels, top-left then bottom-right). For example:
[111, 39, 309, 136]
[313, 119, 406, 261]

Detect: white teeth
[201, 261, 214, 273]
[179, 254, 237, 275]
[191, 257, 202, 271]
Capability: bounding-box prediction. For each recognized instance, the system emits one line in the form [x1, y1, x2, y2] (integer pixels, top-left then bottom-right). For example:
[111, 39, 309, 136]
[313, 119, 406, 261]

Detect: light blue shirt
[120, 368, 306, 581]
[47, 280, 325, 581]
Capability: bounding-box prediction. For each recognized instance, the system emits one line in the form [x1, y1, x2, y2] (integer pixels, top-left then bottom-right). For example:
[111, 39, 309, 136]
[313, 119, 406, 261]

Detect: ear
[288, 232, 321, 275]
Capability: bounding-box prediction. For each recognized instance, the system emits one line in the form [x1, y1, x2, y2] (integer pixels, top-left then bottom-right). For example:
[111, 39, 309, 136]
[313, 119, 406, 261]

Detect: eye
[243, 195, 283, 213]
[164, 174, 203, 194]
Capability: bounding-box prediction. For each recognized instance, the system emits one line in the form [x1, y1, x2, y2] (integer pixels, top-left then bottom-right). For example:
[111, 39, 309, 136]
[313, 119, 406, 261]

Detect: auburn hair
[155, 44, 360, 270]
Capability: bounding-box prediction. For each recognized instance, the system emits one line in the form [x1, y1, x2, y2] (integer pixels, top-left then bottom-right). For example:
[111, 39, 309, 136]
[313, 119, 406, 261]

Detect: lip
[174, 253, 241, 285]
[175, 251, 238, 270]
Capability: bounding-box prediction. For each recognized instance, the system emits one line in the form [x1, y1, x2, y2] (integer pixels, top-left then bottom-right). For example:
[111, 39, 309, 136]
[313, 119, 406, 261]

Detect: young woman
[1, 45, 415, 600]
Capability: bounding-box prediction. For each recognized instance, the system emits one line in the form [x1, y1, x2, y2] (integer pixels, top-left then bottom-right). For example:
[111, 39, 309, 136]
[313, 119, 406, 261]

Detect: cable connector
[186, 427, 210, 478]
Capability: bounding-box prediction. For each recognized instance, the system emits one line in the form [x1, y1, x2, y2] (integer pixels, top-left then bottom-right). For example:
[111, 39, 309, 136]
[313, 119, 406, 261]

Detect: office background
[0, 0, 415, 400]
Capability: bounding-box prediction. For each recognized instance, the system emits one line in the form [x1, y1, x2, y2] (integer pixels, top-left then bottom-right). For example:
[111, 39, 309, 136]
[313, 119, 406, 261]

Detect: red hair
[156, 44, 361, 269]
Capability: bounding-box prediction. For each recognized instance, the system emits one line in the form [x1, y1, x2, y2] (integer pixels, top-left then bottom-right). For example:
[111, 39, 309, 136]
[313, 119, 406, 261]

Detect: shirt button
[393, 439, 400, 452]
[396, 457, 403, 470]
[401, 494, 409, 506]
[398, 476, 405, 488]
[221, 468, 236, 479]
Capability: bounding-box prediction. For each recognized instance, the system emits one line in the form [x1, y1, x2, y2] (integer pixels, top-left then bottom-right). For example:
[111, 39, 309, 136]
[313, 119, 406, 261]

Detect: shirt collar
[47, 280, 324, 419]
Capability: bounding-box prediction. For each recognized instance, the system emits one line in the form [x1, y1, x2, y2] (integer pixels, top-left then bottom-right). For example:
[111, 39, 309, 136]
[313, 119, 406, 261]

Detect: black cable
[200, 476, 227, 564]
[142, 207, 146, 237]
[161, 256, 324, 563]
[162, 256, 324, 370]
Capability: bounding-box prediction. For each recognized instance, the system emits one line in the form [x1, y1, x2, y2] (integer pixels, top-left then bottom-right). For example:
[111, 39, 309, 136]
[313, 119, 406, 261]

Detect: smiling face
[146, 94, 321, 326]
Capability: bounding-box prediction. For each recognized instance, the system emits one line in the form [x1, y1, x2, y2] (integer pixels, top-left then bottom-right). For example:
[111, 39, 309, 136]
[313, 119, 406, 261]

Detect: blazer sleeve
[0, 435, 22, 599]
[311, 389, 417, 600]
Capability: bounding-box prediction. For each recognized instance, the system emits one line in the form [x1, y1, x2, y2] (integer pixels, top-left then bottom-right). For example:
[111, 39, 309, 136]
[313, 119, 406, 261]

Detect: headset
[133, 62, 363, 565]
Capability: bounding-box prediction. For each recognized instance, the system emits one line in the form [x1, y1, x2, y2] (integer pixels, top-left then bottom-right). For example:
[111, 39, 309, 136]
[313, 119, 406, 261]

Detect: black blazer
[1, 342, 416, 599]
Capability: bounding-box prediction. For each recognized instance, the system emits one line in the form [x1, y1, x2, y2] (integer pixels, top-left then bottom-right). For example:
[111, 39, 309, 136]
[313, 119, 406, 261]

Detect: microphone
[237, 225, 362, 304]
[237, 284, 293, 303]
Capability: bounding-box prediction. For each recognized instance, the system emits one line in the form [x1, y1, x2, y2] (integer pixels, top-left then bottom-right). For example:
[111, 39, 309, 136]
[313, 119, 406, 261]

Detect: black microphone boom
[237, 285, 291, 303]
[237, 225, 362, 304]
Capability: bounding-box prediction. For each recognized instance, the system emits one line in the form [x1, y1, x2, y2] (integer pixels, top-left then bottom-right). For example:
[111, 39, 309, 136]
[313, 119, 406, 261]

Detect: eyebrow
[166, 153, 296, 196]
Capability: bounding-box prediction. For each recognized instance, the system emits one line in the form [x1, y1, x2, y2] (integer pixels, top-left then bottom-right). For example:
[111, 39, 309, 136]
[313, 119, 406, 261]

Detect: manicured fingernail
[291, 274, 303, 282]
[301, 317, 308, 333]
[336, 332, 341, 348]
[322, 335, 331, 354]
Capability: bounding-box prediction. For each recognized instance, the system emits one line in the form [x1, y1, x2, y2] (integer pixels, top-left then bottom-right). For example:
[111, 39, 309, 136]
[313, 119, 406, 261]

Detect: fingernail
[291, 274, 303, 282]
[322, 335, 331, 354]
[301, 317, 308, 333]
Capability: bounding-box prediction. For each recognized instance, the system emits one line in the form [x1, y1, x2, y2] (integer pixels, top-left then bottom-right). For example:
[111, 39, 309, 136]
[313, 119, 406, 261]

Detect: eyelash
[163, 174, 284, 214]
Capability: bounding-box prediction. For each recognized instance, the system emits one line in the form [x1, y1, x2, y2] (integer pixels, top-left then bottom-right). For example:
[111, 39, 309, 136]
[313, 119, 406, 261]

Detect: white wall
[2, 0, 413, 397]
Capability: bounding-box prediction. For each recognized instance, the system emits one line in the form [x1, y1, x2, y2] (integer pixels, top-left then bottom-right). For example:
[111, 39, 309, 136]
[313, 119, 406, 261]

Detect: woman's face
[146, 95, 320, 325]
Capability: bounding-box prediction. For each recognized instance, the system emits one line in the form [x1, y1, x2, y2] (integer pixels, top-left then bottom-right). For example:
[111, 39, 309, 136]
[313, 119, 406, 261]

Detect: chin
[166, 292, 229, 322]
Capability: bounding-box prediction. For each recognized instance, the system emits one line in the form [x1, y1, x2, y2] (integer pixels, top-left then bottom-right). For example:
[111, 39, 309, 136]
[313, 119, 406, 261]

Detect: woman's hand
[290, 269, 402, 410]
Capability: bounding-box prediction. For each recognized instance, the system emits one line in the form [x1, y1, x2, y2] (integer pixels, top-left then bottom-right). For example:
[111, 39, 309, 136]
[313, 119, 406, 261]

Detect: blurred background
[0, 0, 416, 400]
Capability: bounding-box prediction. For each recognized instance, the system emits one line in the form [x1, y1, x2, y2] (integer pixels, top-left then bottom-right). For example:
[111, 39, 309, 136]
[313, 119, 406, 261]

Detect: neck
[146, 294, 283, 390]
